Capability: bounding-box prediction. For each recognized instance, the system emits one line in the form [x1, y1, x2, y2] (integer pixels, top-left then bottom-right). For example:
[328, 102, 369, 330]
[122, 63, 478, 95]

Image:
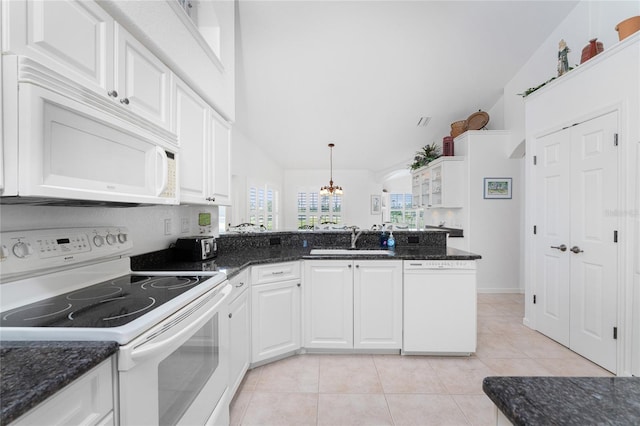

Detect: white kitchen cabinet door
[353, 260, 402, 349]
[429, 157, 464, 208]
[303, 261, 353, 349]
[3, 0, 114, 94]
[251, 279, 301, 363]
[228, 273, 250, 397]
[13, 358, 114, 426]
[210, 111, 231, 205]
[114, 23, 172, 130]
[174, 78, 210, 204]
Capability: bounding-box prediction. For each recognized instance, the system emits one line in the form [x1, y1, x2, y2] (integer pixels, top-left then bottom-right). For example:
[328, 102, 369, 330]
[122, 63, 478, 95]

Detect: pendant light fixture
[320, 143, 343, 195]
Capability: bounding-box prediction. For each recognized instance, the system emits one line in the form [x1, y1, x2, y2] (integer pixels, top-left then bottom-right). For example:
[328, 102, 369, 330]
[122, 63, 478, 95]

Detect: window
[298, 190, 342, 229]
[389, 193, 416, 228]
[248, 183, 279, 230]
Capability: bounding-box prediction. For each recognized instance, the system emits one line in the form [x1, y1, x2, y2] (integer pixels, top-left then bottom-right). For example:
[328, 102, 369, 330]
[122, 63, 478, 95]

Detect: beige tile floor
[229, 293, 612, 426]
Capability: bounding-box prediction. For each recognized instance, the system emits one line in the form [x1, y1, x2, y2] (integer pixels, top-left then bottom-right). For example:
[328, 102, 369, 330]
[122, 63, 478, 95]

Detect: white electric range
[0, 227, 231, 426]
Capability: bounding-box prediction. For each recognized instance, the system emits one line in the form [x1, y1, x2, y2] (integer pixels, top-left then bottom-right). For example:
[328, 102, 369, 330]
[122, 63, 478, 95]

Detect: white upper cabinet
[3, 0, 173, 132]
[210, 110, 231, 205]
[174, 78, 232, 206]
[114, 23, 172, 130]
[175, 78, 210, 204]
[411, 157, 463, 209]
[3, 0, 113, 93]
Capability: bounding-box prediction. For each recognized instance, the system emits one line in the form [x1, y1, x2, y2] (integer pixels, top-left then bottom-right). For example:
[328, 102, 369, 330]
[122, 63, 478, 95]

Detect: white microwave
[1, 57, 179, 205]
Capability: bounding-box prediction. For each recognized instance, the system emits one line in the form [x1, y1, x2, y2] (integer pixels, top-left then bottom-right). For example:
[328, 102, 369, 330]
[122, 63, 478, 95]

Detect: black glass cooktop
[0, 274, 214, 328]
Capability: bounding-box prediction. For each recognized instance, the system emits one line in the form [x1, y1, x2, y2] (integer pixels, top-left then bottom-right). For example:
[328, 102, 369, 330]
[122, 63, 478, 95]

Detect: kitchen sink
[309, 249, 392, 256]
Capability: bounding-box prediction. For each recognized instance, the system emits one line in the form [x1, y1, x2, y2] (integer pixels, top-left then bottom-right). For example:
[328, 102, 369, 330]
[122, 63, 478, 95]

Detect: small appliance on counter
[174, 236, 217, 261]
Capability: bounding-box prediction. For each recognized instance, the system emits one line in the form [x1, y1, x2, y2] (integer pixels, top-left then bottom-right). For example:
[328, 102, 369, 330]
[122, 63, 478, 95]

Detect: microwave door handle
[129, 284, 231, 364]
[155, 147, 168, 196]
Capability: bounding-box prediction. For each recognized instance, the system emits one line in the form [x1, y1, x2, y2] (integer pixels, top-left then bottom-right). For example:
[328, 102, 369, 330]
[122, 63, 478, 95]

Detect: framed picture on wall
[371, 195, 381, 214]
[484, 178, 512, 199]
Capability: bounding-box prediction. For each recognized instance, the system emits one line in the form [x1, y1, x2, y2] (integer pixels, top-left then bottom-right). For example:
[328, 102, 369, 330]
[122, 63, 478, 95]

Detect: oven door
[118, 283, 231, 426]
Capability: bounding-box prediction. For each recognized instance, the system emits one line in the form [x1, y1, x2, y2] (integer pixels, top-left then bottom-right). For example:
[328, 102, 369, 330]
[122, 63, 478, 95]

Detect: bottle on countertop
[387, 231, 395, 251]
[379, 230, 388, 248]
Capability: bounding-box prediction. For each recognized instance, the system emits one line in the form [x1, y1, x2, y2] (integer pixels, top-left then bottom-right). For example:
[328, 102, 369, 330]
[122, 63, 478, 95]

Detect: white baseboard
[476, 288, 524, 294]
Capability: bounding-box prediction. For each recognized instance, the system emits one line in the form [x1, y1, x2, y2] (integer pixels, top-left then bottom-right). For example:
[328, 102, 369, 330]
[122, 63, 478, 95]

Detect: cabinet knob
[355, 264, 360, 268]
[348, 264, 352, 268]
[107, 90, 118, 98]
[120, 97, 130, 105]
[297, 283, 301, 287]
[228, 313, 233, 318]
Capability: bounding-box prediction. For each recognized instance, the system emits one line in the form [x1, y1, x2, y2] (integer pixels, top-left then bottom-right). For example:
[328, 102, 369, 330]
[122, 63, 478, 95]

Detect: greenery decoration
[517, 66, 576, 98]
[409, 143, 441, 170]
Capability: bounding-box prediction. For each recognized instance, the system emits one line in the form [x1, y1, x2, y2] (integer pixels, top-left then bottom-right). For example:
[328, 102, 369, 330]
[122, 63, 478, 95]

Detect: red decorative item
[443, 136, 454, 156]
[580, 38, 604, 64]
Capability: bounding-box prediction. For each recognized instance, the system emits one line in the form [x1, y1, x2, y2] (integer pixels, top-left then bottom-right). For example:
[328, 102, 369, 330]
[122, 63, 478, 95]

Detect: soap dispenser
[387, 231, 396, 251]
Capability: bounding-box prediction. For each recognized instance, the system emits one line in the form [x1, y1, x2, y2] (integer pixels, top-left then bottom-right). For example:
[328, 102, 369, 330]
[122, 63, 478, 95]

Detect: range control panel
[0, 227, 132, 281]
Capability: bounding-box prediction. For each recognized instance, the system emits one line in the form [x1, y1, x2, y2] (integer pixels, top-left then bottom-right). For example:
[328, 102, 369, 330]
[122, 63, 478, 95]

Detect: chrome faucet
[350, 227, 363, 249]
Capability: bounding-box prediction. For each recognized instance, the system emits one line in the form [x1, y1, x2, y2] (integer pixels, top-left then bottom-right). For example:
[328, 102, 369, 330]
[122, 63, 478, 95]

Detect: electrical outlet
[181, 217, 190, 233]
[164, 218, 172, 235]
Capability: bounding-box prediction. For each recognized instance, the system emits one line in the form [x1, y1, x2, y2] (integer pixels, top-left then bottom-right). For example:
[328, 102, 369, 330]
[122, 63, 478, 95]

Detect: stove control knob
[0, 245, 9, 261]
[117, 233, 128, 244]
[106, 234, 117, 245]
[12, 241, 34, 258]
[93, 235, 105, 247]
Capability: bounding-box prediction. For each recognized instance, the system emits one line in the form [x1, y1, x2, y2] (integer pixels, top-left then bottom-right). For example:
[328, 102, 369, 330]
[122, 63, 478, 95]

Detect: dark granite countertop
[483, 376, 640, 426]
[133, 246, 481, 279]
[0, 341, 119, 425]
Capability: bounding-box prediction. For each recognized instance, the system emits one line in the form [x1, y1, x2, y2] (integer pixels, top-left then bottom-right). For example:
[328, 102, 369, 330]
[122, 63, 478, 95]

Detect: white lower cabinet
[251, 262, 301, 363]
[13, 357, 115, 426]
[304, 260, 402, 350]
[303, 260, 354, 349]
[228, 269, 250, 397]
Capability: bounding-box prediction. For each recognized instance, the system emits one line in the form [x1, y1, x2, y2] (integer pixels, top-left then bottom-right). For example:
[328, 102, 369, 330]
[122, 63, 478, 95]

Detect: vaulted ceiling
[234, 0, 579, 175]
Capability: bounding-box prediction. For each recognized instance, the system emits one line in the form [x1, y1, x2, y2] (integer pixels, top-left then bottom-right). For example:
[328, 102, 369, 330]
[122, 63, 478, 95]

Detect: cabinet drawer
[229, 268, 249, 303]
[13, 357, 114, 426]
[251, 261, 300, 285]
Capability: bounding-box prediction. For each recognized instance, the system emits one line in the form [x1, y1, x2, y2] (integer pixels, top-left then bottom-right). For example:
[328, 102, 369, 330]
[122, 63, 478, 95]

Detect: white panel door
[251, 280, 301, 363]
[115, 24, 171, 130]
[303, 261, 353, 349]
[210, 111, 231, 205]
[353, 260, 402, 349]
[4, 0, 114, 93]
[534, 128, 571, 346]
[175, 78, 209, 204]
[228, 287, 250, 396]
[569, 111, 618, 372]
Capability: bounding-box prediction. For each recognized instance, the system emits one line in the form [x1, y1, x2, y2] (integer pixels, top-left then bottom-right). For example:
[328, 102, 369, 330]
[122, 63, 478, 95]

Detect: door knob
[551, 244, 567, 252]
[120, 97, 130, 105]
[570, 246, 584, 254]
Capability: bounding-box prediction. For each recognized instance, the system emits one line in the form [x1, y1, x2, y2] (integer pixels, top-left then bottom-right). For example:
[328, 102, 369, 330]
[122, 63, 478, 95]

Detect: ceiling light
[417, 116, 432, 127]
[320, 143, 343, 196]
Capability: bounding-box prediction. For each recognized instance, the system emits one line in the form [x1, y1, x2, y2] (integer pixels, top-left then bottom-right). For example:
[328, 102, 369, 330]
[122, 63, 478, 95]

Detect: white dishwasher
[403, 260, 477, 355]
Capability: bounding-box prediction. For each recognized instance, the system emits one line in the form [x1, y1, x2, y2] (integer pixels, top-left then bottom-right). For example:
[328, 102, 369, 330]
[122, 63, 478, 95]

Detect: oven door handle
[127, 284, 231, 366]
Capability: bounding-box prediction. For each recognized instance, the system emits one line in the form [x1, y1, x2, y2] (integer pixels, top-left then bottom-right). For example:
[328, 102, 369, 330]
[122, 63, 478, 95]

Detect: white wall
[283, 169, 383, 230]
[229, 128, 285, 227]
[503, 1, 639, 155]
[0, 204, 217, 256]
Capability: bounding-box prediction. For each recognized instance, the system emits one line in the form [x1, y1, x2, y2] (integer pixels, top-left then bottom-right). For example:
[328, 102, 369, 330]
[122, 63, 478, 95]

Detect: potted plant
[409, 143, 441, 170]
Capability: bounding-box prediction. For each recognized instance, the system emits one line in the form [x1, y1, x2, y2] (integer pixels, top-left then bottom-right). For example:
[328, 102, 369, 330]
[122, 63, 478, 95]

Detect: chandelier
[320, 143, 343, 195]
